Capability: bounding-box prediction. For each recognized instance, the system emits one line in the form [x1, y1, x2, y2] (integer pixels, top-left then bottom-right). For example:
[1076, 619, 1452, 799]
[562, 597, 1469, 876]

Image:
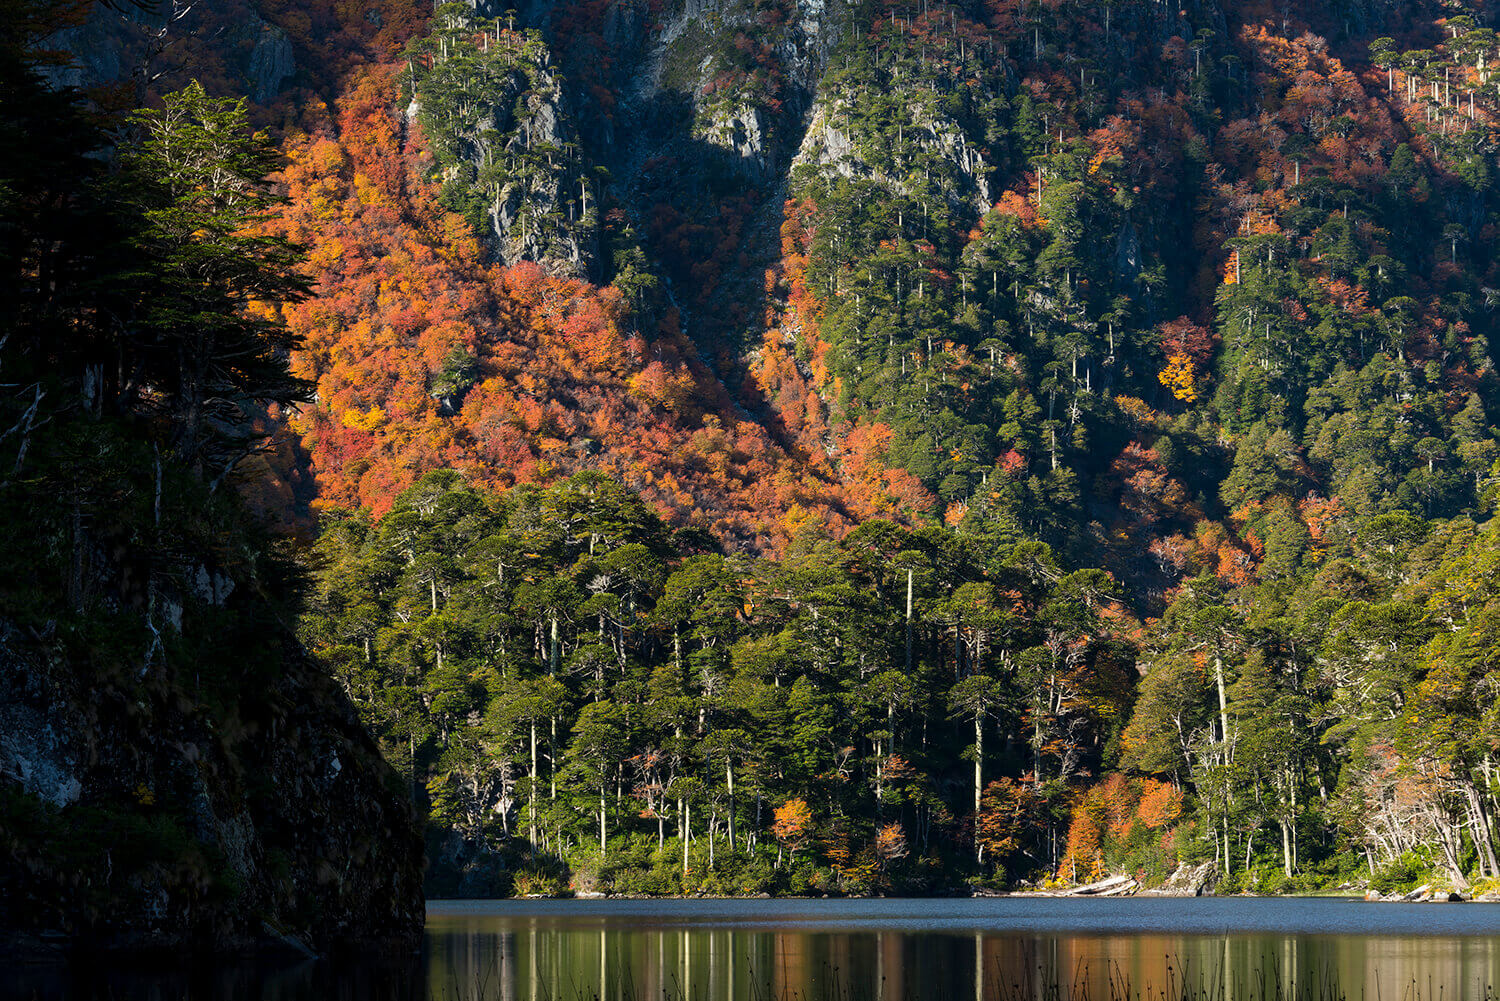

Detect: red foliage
[266, 66, 862, 550]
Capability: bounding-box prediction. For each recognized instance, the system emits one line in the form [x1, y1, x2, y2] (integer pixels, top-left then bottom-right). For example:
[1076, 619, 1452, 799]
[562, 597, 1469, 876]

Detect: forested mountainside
[25, 0, 1500, 902]
[0, 3, 422, 955]
[261, 0, 1500, 897]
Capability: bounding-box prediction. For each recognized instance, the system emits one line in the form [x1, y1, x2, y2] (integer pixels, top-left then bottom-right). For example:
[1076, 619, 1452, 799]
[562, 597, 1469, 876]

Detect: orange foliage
[874, 823, 909, 868]
[975, 778, 1036, 862]
[1136, 779, 1183, 829]
[1059, 775, 1183, 882]
[990, 188, 1042, 229]
[267, 66, 861, 550]
[1058, 791, 1105, 883]
[772, 798, 814, 853]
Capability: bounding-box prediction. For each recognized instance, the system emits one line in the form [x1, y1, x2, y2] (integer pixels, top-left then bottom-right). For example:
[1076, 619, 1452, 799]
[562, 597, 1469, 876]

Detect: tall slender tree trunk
[974, 712, 983, 861]
[529, 721, 538, 849]
[549, 614, 560, 675]
[1213, 656, 1230, 768]
[726, 760, 736, 852]
[905, 570, 914, 673]
[1465, 782, 1499, 877]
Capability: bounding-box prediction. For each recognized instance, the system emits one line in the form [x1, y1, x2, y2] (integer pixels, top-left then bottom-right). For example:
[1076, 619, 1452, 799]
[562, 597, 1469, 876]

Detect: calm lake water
[8, 897, 1500, 1000]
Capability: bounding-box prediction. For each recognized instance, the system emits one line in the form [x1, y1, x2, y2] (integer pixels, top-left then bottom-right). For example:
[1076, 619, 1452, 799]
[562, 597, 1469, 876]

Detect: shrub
[1369, 851, 1432, 895]
[514, 869, 567, 896]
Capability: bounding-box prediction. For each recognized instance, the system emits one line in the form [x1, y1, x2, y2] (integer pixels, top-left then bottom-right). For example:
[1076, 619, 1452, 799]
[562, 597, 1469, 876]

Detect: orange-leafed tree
[772, 798, 814, 861]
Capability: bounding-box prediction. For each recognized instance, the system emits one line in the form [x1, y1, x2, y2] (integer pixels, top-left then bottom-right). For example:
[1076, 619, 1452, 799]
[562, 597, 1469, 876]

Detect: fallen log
[1066, 874, 1134, 896]
[1098, 880, 1139, 897]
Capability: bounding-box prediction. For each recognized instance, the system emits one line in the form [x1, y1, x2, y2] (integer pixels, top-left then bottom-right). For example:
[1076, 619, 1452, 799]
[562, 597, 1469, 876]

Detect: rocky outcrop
[481, 78, 597, 275]
[0, 609, 424, 957]
[794, 91, 995, 217]
[40, 1, 296, 103]
[410, 21, 599, 277]
[644, 0, 842, 179]
[701, 102, 773, 179]
[1145, 861, 1219, 897]
[787, 12, 1001, 222]
[245, 15, 295, 103]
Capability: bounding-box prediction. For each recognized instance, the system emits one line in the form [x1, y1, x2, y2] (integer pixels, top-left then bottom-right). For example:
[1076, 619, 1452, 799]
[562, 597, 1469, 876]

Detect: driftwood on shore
[1065, 875, 1135, 896]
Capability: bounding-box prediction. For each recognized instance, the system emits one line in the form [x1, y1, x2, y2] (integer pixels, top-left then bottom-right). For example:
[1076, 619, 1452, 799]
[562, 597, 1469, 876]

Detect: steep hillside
[37, 0, 1500, 900]
[277, 0, 1500, 590]
[267, 63, 875, 550]
[0, 15, 423, 955]
[279, 0, 1500, 898]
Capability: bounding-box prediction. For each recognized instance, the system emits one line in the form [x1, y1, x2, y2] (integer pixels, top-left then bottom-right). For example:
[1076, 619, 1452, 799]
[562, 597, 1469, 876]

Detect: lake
[8, 897, 1500, 1000]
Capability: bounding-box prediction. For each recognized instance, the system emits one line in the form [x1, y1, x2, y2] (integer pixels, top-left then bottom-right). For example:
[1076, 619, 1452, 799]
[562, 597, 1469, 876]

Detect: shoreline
[427, 887, 1492, 904]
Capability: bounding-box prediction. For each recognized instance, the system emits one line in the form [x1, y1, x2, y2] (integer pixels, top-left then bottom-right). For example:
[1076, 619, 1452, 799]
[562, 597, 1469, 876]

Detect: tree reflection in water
[9, 899, 1500, 1001]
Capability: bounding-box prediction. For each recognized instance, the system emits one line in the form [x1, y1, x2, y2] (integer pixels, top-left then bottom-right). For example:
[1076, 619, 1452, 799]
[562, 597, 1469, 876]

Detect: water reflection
[7, 899, 1500, 1001]
[1, 952, 424, 1001]
[421, 899, 1500, 1001]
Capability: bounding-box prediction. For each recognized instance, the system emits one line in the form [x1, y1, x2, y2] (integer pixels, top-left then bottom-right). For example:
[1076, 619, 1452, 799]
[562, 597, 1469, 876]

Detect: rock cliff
[0, 595, 424, 958]
[408, 15, 600, 277]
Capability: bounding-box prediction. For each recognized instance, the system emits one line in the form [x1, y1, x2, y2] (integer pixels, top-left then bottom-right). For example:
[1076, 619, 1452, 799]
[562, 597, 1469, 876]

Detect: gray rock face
[245, 15, 295, 102]
[702, 103, 771, 179]
[638, 0, 844, 181]
[0, 610, 424, 956]
[39, 1, 295, 103]
[479, 78, 598, 275]
[38, 13, 130, 92]
[413, 23, 599, 278]
[0, 694, 82, 809]
[794, 95, 994, 217]
[1148, 861, 1219, 896]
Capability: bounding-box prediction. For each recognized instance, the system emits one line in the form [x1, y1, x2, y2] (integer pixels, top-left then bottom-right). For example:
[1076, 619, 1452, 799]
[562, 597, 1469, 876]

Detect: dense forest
[14, 0, 1500, 913]
[274, 0, 1500, 897]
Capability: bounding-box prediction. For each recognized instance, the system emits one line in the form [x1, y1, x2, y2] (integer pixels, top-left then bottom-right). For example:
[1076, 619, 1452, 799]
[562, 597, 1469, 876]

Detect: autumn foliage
[1058, 775, 1183, 883]
[772, 798, 814, 855]
[265, 67, 864, 549]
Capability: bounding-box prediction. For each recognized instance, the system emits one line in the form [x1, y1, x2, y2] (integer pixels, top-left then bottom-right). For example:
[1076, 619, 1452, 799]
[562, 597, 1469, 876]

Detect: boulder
[1154, 861, 1218, 897]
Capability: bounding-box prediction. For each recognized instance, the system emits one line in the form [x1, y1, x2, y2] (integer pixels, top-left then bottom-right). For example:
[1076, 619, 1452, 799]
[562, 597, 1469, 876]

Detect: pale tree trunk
[1465, 782, 1499, 877]
[905, 570, 914, 673]
[549, 614, 560, 675]
[1213, 656, 1229, 768]
[974, 713, 983, 816]
[537, 723, 543, 852]
[974, 712, 983, 861]
[726, 760, 736, 852]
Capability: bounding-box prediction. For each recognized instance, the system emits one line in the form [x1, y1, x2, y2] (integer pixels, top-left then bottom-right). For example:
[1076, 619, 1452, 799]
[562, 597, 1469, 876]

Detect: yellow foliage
[772, 798, 814, 852]
[1157, 352, 1198, 402]
[352, 172, 383, 207]
[308, 237, 345, 270]
[341, 405, 386, 431]
[286, 407, 313, 436]
[307, 137, 346, 175]
[1113, 394, 1162, 426]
